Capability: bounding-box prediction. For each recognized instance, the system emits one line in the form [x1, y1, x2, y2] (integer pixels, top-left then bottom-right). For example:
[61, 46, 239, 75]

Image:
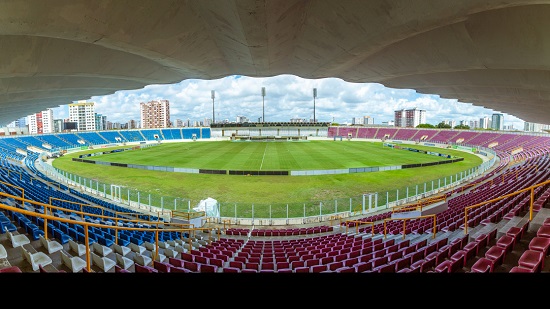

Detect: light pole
[313, 88, 317, 123]
[261, 87, 265, 123]
[211, 90, 215, 125]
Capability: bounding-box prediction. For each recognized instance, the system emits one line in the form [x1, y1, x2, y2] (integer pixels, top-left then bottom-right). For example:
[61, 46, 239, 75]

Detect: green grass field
[88, 140, 455, 170]
[52, 140, 482, 218]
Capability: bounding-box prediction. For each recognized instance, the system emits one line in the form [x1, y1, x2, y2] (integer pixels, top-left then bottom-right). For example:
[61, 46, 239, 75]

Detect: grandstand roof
[0, 1, 549, 126]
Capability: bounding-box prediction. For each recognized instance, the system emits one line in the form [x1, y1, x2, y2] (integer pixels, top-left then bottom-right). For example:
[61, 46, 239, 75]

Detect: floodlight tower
[211, 90, 215, 125]
[313, 88, 317, 123]
[261, 87, 266, 123]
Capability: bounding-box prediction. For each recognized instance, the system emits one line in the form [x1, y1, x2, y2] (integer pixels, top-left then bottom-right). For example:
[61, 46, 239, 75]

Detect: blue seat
[117, 237, 130, 247]
[130, 236, 144, 246]
[96, 234, 114, 247]
[0, 220, 17, 233]
[53, 228, 72, 244]
[28, 226, 45, 241]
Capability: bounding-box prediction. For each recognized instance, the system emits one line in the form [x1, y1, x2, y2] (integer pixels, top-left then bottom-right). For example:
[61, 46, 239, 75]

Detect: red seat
[517, 250, 544, 272]
[506, 226, 523, 244]
[310, 264, 327, 273]
[294, 266, 310, 273]
[509, 266, 535, 273]
[528, 236, 550, 259]
[153, 260, 173, 273]
[470, 257, 494, 273]
[461, 241, 479, 262]
[200, 264, 218, 273]
[484, 246, 506, 266]
[0, 266, 22, 273]
[434, 260, 451, 273]
[449, 250, 466, 268]
[537, 225, 550, 239]
[475, 233, 489, 250]
[222, 267, 241, 273]
[353, 262, 371, 273]
[135, 264, 159, 273]
[496, 234, 515, 253]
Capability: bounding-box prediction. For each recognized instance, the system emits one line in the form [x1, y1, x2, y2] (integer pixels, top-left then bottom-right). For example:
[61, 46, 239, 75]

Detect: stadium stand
[0, 126, 549, 274]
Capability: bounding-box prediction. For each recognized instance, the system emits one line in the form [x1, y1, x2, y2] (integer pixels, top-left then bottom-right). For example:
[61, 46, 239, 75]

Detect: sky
[52, 74, 525, 129]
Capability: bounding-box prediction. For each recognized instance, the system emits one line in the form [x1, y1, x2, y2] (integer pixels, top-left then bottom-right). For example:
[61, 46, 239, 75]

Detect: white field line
[259, 143, 268, 170]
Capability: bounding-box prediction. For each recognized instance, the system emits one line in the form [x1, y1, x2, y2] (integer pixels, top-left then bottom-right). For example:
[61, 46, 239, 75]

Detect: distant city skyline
[41, 75, 529, 130]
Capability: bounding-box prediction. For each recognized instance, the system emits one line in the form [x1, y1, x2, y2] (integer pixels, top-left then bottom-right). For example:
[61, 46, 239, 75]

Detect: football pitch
[52, 140, 482, 211]
[83, 140, 456, 170]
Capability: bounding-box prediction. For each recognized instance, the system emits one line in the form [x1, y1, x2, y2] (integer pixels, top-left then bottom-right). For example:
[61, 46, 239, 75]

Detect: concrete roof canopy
[0, 0, 548, 126]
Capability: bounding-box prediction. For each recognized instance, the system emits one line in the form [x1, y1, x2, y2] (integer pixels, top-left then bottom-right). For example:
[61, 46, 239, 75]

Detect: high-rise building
[69, 101, 96, 131]
[524, 122, 550, 132]
[127, 119, 138, 129]
[53, 119, 64, 133]
[7, 117, 26, 128]
[95, 114, 107, 131]
[491, 113, 504, 131]
[469, 120, 479, 129]
[27, 108, 54, 134]
[394, 108, 426, 127]
[480, 116, 491, 129]
[236, 116, 249, 123]
[140, 99, 170, 128]
[364, 116, 374, 125]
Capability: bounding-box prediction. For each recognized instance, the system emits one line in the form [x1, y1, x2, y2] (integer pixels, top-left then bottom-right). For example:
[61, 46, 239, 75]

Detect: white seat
[174, 246, 187, 254]
[92, 242, 113, 257]
[128, 242, 146, 255]
[115, 252, 134, 270]
[152, 249, 166, 263]
[60, 250, 87, 273]
[163, 247, 179, 259]
[143, 241, 156, 251]
[21, 246, 53, 271]
[68, 239, 87, 256]
[39, 235, 64, 254]
[166, 240, 178, 248]
[6, 228, 30, 248]
[91, 252, 116, 272]
[133, 252, 152, 266]
[157, 241, 170, 249]
[113, 243, 131, 256]
[0, 244, 7, 259]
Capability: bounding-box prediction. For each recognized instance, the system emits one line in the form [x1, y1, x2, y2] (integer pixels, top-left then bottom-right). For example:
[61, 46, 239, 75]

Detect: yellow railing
[344, 220, 375, 236]
[0, 180, 24, 199]
[463, 178, 550, 234]
[0, 191, 212, 272]
[382, 214, 437, 240]
[391, 194, 446, 214]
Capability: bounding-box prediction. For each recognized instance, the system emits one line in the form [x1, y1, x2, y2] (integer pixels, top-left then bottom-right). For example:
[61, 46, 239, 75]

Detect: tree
[436, 122, 452, 128]
[416, 123, 435, 128]
[453, 124, 470, 130]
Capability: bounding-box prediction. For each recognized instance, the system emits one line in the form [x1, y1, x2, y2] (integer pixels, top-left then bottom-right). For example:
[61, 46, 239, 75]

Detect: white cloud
[52, 74, 526, 130]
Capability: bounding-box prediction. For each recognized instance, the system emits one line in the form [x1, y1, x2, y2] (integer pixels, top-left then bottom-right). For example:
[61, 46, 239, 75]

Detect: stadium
[0, 1, 550, 277]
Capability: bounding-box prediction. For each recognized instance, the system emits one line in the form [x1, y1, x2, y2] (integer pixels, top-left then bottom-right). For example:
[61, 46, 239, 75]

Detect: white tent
[193, 197, 220, 218]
